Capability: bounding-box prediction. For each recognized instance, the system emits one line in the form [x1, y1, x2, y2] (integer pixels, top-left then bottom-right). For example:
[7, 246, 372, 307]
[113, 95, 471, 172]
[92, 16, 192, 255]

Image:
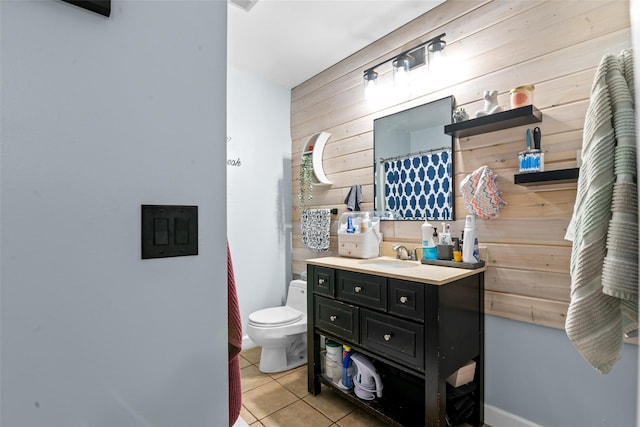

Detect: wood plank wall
[290, 0, 632, 331]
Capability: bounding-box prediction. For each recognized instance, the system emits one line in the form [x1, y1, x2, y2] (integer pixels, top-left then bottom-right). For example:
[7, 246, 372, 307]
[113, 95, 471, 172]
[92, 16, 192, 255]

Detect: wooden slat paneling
[290, 0, 632, 332]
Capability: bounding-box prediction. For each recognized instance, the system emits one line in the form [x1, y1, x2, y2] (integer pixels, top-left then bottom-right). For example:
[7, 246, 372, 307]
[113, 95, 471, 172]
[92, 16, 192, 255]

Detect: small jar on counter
[510, 84, 535, 109]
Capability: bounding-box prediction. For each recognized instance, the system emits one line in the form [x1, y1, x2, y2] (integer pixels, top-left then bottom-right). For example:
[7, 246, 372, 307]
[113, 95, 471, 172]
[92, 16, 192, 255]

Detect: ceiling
[227, 0, 445, 89]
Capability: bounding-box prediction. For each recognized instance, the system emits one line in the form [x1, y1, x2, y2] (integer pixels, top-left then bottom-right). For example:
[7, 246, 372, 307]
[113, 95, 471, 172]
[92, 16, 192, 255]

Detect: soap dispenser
[421, 219, 437, 260]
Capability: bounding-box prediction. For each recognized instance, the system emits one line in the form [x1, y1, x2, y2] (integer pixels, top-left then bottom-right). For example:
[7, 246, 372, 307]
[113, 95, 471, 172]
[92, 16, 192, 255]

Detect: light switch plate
[141, 205, 198, 259]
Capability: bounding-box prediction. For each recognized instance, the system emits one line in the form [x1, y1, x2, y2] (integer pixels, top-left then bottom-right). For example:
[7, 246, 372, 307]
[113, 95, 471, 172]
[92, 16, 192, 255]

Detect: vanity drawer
[388, 279, 425, 322]
[336, 270, 387, 310]
[310, 266, 335, 297]
[315, 296, 359, 342]
[360, 308, 424, 371]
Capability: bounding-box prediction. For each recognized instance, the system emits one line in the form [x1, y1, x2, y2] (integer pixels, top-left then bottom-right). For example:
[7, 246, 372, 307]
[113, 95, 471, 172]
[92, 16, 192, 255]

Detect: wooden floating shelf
[514, 168, 580, 185]
[444, 105, 542, 138]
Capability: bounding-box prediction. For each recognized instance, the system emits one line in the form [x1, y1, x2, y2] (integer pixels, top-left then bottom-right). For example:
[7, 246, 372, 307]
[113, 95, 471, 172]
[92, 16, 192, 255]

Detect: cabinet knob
[354, 286, 362, 293]
[383, 334, 392, 341]
[318, 278, 325, 285]
[400, 296, 408, 304]
[330, 315, 337, 322]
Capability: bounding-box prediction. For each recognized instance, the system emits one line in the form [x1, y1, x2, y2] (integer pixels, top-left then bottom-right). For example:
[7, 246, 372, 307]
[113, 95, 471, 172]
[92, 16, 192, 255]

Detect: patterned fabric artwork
[301, 208, 331, 251]
[383, 149, 452, 220]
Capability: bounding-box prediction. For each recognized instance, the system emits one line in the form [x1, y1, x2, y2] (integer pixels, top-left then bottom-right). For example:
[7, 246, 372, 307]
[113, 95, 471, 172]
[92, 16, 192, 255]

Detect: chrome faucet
[393, 245, 412, 260]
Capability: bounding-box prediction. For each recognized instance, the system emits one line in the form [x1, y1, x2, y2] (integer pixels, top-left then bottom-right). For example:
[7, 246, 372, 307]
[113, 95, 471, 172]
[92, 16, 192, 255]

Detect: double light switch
[141, 205, 198, 259]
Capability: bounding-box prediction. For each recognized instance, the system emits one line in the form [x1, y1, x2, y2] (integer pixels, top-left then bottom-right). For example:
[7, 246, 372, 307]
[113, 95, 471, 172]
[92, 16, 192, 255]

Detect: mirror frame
[373, 95, 454, 221]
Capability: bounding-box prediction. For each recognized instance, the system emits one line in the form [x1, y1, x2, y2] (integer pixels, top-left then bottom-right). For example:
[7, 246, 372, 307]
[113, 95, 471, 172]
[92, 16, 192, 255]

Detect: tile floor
[238, 346, 390, 427]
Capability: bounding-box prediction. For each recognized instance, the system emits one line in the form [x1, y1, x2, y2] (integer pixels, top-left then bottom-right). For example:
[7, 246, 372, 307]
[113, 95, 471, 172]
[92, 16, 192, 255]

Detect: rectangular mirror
[373, 96, 454, 220]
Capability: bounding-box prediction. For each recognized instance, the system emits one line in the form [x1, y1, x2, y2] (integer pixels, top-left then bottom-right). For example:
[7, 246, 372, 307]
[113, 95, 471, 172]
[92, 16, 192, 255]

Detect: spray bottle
[341, 345, 354, 389]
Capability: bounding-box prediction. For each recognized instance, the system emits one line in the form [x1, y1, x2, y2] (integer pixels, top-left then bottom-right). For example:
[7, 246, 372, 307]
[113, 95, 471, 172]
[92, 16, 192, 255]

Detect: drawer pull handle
[400, 296, 408, 304]
[318, 278, 325, 285]
[383, 334, 392, 341]
[330, 315, 337, 322]
[354, 286, 362, 293]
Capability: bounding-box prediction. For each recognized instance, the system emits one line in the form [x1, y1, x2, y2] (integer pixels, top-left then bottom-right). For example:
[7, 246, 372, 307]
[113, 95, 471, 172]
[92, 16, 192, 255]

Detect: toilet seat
[248, 307, 303, 327]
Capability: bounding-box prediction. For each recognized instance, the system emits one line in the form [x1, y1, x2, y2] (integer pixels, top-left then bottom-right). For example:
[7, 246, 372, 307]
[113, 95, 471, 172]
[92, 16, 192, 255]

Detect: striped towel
[459, 166, 506, 220]
[227, 242, 242, 426]
[565, 49, 637, 374]
[301, 209, 331, 251]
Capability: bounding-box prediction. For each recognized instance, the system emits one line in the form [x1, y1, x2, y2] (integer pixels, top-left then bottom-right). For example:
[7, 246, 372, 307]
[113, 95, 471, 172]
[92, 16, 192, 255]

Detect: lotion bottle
[361, 212, 371, 233]
[462, 215, 479, 263]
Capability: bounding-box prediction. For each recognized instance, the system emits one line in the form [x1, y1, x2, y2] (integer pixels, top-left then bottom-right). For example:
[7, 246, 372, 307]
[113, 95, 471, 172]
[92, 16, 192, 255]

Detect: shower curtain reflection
[378, 147, 452, 220]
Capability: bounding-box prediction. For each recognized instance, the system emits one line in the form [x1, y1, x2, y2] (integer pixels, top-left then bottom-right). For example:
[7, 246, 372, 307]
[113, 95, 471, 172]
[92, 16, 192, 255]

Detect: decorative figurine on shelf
[452, 107, 469, 123]
[475, 90, 503, 117]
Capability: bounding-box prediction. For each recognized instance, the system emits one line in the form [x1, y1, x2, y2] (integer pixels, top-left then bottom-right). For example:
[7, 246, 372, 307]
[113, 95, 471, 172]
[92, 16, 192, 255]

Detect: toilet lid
[249, 307, 303, 327]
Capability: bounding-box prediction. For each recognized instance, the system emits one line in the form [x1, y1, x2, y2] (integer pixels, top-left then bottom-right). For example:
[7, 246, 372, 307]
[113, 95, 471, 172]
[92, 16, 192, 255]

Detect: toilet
[246, 279, 308, 373]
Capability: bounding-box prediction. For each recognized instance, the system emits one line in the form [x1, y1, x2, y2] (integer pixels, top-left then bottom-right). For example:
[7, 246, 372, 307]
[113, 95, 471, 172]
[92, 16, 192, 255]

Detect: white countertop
[306, 256, 486, 286]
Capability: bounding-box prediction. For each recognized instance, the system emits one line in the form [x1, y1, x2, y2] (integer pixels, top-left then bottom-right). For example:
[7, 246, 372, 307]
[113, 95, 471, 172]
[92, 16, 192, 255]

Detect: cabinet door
[315, 295, 359, 342]
[360, 308, 424, 371]
[311, 266, 335, 297]
[336, 270, 387, 310]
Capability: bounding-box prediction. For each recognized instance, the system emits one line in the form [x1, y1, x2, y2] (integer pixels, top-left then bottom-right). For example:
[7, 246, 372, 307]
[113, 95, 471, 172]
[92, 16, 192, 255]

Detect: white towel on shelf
[301, 209, 331, 251]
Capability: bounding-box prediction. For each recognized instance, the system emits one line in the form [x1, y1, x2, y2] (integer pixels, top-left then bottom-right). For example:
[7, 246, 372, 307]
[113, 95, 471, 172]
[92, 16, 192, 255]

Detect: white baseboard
[484, 405, 542, 427]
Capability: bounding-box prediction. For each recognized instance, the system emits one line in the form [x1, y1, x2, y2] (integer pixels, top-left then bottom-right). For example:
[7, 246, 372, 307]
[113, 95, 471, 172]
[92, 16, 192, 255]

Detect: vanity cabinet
[306, 257, 484, 427]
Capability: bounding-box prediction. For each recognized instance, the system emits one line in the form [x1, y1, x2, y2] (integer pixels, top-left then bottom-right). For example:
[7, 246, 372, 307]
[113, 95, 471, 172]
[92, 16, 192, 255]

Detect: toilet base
[258, 335, 307, 373]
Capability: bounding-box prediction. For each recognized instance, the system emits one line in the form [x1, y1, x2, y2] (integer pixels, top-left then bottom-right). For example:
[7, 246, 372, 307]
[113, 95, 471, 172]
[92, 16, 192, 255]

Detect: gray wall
[227, 66, 292, 335]
[0, 1, 229, 426]
[486, 315, 638, 426]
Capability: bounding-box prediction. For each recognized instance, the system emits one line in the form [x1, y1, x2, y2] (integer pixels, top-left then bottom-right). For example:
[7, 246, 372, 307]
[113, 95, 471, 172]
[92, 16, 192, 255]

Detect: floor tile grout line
[241, 372, 301, 423]
[258, 398, 333, 425]
[241, 367, 335, 425]
[241, 349, 372, 426]
[245, 382, 340, 424]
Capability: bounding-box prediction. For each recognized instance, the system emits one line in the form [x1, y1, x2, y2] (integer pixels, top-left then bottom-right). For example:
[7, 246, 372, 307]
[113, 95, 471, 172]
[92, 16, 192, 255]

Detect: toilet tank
[286, 280, 307, 314]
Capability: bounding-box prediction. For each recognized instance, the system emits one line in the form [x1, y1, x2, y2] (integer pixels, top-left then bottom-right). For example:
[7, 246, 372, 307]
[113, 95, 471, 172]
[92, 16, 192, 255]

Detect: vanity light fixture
[427, 35, 447, 74]
[392, 53, 411, 75]
[427, 35, 446, 55]
[362, 33, 446, 98]
[392, 53, 411, 93]
[363, 69, 378, 100]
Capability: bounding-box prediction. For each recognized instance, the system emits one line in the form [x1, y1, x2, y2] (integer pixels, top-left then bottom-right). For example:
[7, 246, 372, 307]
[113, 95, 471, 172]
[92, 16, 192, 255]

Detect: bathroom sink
[358, 258, 417, 269]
